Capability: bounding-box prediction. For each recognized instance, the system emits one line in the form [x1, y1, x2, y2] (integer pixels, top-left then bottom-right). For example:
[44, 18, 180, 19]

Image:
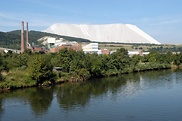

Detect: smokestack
[26, 22, 29, 49]
[21, 21, 25, 53]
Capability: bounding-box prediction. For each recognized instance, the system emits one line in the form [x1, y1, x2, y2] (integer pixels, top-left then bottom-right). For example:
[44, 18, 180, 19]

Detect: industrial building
[82, 43, 99, 54]
[20, 21, 46, 53]
[19, 22, 150, 56]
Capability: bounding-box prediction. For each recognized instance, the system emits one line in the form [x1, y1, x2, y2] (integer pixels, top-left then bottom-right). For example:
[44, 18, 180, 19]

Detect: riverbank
[1, 64, 182, 92]
[2, 69, 182, 121]
[0, 69, 87, 92]
[0, 48, 182, 92]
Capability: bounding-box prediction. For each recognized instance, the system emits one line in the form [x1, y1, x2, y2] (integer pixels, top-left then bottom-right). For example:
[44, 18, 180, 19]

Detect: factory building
[82, 43, 99, 54]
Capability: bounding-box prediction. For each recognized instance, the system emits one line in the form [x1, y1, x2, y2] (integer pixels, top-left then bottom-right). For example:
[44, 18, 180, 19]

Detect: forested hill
[0, 30, 90, 49]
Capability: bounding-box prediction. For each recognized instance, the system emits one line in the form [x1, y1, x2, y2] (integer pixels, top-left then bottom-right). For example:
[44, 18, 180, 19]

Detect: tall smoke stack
[26, 22, 29, 49]
[21, 21, 25, 53]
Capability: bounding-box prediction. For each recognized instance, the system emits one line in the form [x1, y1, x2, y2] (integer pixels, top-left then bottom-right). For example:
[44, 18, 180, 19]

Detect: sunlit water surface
[1, 69, 182, 121]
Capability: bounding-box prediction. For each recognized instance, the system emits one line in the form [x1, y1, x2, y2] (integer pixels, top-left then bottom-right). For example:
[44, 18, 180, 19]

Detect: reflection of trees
[57, 74, 141, 110]
[57, 83, 92, 110]
[0, 87, 54, 118]
[137, 70, 173, 89]
[0, 69, 180, 117]
[90, 73, 141, 98]
[139, 69, 171, 80]
[0, 99, 3, 121]
[174, 69, 182, 84]
[28, 87, 54, 116]
[57, 70, 178, 110]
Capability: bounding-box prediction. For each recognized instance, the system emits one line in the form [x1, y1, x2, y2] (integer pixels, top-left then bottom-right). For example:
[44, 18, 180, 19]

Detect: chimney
[21, 21, 25, 53]
[26, 22, 29, 49]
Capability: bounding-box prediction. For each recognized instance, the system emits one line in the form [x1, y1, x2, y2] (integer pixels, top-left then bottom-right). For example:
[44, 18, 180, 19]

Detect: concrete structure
[21, 21, 30, 53]
[32, 46, 46, 53]
[109, 49, 149, 56]
[20, 21, 46, 53]
[21, 21, 25, 53]
[26, 22, 29, 49]
[101, 48, 110, 55]
[47, 38, 67, 48]
[39, 37, 68, 49]
[38, 36, 82, 53]
[142, 52, 150, 56]
[0, 47, 21, 54]
[128, 50, 149, 57]
[128, 50, 142, 57]
[49, 43, 82, 53]
[82, 43, 99, 54]
[47, 37, 56, 48]
[110, 50, 117, 54]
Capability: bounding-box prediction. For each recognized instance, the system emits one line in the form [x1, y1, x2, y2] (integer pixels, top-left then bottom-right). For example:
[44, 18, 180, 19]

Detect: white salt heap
[44, 23, 160, 44]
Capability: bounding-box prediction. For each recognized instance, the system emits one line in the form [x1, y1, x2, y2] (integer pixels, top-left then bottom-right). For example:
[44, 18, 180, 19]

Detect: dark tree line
[0, 30, 90, 49]
[148, 46, 182, 53]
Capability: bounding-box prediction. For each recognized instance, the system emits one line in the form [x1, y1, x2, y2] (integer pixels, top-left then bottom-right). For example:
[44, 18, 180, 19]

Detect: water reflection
[0, 87, 54, 118]
[57, 83, 92, 110]
[0, 69, 182, 121]
[28, 87, 54, 116]
[138, 70, 178, 90]
[56, 70, 174, 109]
[56, 75, 131, 110]
[0, 100, 3, 121]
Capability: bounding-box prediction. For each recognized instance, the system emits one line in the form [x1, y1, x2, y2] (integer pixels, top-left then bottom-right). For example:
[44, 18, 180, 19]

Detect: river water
[1, 69, 182, 121]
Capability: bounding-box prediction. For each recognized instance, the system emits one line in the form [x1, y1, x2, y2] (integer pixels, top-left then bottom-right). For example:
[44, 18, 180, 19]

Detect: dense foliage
[28, 54, 54, 84]
[0, 48, 182, 90]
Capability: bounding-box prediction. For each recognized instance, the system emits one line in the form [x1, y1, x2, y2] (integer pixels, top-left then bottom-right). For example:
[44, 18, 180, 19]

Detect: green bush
[0, 73, 2, 81]
[0, 70, 36, 89]
[28, 55, 53, 85]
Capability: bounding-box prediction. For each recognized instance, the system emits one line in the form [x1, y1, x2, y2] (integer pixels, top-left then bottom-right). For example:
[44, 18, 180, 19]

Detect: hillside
[1, 30, 182, 53]
[0, 30, 90, 49]
[44, 23, 161, 44]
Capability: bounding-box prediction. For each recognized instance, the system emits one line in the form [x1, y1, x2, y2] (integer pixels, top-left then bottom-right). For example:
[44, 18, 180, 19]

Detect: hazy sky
[0, 0, 182, 44]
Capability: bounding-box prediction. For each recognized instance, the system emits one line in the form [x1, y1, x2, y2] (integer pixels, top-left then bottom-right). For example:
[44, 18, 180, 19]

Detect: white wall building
[42, 37, 78, 49]
[82, 43, 99, 54]
[128, 50, 149, 57]
[47, 37, 56, 48]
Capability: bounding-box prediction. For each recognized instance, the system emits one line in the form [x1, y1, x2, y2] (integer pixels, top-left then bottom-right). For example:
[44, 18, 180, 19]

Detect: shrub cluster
[0, 48, 182, 90]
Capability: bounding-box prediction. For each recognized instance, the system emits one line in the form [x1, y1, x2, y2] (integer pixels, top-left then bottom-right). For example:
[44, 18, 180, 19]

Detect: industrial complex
[3, 21, 150, 57]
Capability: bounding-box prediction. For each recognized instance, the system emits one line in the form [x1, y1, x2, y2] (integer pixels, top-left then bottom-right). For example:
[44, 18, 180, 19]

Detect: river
[1, 69, 182, 121]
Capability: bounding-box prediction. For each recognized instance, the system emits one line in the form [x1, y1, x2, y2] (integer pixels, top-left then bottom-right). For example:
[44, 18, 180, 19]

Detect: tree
[0, 54, 3, 81]
[84, 54, 102, 77]
[112, 48, 129, 57]
[69, 51, 85, 72]
[28, 55, 53, 85]
[173, 54, 181, 66]
[75, 68, 91, 81]
[57, 48, 74, 72]
[24, 49, 32, 55]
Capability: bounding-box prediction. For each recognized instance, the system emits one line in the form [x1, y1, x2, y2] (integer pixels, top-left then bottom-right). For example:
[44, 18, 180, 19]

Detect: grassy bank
[0, 70, 36, 91]
[0, 70, 86, 92]
[0, 64, 180, 92]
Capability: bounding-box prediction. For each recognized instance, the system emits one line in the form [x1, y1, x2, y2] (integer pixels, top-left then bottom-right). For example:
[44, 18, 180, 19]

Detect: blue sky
[0, 0, 182, 44]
